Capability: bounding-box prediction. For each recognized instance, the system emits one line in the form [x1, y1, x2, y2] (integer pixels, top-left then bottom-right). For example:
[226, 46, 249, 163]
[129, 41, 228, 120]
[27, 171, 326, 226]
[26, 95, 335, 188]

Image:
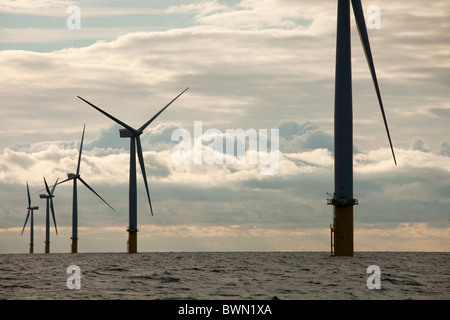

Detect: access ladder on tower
[330, 224, 335, 256]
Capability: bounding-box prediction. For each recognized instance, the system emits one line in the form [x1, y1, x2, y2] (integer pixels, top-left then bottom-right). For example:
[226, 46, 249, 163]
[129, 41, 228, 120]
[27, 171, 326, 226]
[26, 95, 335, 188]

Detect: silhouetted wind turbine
[55, 124, 115, 253]
[77, 87, 189, 253]
[40, 177, 58, 253]
[328, 0, 396, 256]
[21, 182, 39, 254]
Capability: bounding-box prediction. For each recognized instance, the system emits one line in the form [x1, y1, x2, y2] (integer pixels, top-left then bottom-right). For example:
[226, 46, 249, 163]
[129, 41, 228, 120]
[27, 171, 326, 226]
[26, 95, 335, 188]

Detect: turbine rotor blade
[21, 209, 31, 235]
[51, 178, 59, 195]
[36, 176, 73, 194]
[76, 124, 86, 175]
[44, 177, 51, 196]
[78, 177, 116, 212]
[55, 176, 75, 186]
[50, 198, 58, 235]
[26, 182, 31, 207]
[136, 136, 153, 215]
[139, 87, 189, 132]
[77, 96, 138, 135]
[352, 0, 397, 165]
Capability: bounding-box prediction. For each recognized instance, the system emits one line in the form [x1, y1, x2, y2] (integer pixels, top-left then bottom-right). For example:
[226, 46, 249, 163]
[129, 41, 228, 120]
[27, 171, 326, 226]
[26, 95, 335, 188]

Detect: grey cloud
[439, 141, 450, 156]
[410, 137, 430, 152]
[355, 167, 450, 225]
[277, 121, 333, 152]
[144, 153, 171, 178]
[430, 108, 450, 119]
[142, 122, 183, 152]
[85, 125, 129, 152]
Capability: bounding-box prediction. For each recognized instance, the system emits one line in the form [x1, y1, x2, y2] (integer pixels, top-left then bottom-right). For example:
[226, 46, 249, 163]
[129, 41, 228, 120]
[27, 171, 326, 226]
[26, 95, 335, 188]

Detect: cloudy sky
[0, 0, 449, 253]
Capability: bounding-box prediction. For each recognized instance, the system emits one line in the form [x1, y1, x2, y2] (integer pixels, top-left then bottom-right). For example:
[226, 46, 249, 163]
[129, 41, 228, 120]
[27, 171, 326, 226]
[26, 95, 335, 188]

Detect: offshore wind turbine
[328, 0, 396, 256]
[40, 177, 58, 253]
[21, 182, 39, 254]
[56, 124, 115, 253]
[77, 87, 189, 253]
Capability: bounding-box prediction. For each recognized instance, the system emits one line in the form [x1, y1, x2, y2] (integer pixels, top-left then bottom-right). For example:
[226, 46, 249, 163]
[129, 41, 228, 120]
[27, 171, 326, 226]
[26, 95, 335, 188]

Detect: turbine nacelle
[119, 128, 141, 138]
[27, 206, 39, 210]
[40, 194, 53, 199]
[68, 173, 78, 179]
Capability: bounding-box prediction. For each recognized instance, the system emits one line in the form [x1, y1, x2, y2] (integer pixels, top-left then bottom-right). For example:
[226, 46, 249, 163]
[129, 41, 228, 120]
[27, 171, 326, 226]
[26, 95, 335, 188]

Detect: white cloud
[167, 0, 229, 17]
[181, 0, 310, 30]
[0, 0, 72, 14]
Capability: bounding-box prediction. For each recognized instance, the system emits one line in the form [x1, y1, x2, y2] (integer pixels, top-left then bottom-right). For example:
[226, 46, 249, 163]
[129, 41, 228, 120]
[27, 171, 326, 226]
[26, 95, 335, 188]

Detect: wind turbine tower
[78, 88, 189, 253]
[21, 182, 39, 253]
[40, 178, 59, 253]
[329, 0, 396, 256]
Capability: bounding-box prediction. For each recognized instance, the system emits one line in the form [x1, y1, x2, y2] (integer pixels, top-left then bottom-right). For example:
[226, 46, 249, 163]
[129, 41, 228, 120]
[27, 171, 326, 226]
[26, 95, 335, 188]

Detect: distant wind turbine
[40, 177, 58, 253]
[55, 124, 115, 254]
[328, 0, 396, 256]
[21, 182, 39, 254]
[77, 87, 189, 253]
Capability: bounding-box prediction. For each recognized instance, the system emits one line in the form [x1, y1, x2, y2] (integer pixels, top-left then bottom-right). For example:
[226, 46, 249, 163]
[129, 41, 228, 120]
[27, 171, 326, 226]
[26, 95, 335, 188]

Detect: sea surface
[0, 252, 448, 300]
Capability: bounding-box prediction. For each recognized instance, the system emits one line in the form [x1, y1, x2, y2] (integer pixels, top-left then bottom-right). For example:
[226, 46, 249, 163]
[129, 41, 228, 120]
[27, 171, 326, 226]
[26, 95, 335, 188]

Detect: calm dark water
[0, 252, 448, 300]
